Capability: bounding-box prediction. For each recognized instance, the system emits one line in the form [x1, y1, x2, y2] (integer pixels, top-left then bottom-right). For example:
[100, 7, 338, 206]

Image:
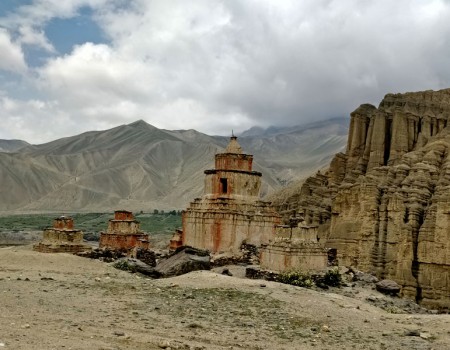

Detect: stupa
[179, 136, 281, 254]
[99, 210, 149, 251]
[260, 213, 328, 272]
[33, 216, 91, 253]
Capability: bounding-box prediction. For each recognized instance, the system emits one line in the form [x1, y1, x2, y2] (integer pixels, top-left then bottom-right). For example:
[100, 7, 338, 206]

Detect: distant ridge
[0, 139, 29, 153]
[0, 118, 348, 212]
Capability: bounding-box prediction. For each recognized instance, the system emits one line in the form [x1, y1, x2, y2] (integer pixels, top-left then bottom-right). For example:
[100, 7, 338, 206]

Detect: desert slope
[0, 139, 29, 153]
[0, 118, 347, 212]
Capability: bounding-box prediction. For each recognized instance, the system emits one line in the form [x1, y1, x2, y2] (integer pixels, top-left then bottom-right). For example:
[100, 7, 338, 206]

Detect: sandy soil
[1, 245, 449, 350]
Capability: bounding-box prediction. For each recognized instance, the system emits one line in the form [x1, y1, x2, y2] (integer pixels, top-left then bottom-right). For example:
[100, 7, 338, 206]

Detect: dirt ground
[0, 245, 449, 350]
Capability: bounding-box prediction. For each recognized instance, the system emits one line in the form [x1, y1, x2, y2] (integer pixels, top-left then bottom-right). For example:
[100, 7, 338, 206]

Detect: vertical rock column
[367, 112, 387, 171]
[388, 110, 409, 165]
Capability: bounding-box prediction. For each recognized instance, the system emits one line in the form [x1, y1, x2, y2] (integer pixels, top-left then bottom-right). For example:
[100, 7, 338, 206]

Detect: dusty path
[1, 246, 449, 350]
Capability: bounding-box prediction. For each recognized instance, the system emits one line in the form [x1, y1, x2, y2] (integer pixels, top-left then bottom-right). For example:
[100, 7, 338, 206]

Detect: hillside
[0, 139, 29, 152]
[0, 118, 348, 212]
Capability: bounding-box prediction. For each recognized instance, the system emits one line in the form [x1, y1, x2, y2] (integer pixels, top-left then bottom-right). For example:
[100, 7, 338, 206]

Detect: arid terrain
[0, 118, 347, 213]
[1, 245, 449, 350]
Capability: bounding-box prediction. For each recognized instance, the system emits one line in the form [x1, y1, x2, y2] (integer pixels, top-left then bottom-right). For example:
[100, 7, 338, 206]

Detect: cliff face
[274, 89, 450, 308]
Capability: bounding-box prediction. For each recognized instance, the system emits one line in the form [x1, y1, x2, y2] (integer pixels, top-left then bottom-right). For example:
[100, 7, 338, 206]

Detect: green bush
[277, 270, 314, 288]
[322, 267, 342, 287]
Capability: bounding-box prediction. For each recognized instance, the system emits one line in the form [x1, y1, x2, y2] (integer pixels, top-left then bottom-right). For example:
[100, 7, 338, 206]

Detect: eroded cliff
[273, 89, 450, 308]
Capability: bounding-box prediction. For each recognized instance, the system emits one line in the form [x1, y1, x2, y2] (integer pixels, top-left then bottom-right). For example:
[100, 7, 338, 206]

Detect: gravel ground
[1, 245, 449, 350]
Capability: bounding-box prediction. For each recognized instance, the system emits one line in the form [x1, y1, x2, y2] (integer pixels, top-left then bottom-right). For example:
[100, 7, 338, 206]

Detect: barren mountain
[0, 118, 347, 213]
[0, 139, 29, 153]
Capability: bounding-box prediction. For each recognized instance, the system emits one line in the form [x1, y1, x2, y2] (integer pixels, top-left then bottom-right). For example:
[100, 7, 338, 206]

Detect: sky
[1, 0, 450, 144]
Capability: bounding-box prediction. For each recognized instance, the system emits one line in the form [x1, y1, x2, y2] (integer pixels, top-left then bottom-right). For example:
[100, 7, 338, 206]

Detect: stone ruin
[33, 216, 91, 253]
[99, 210, 149, 252]
[169, 228, 183, 251]
[177, 136, 281, 255]
[260, 212, 328, 272]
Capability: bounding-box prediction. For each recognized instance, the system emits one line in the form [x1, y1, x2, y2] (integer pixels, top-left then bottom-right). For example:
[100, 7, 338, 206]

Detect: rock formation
[33, 216, 91, 253]
[99, 210, 149, 252]
[273, 89, 450, 309]
[179, 136, 281, 255]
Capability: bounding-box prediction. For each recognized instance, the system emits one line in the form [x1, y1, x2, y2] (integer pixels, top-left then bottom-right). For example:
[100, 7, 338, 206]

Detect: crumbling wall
[183, 199, 280, 253]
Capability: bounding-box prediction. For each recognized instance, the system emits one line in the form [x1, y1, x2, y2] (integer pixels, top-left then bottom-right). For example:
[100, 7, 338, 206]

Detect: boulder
[351, 269, 379, 284]
[376, 279, 401, 295]
[154, 246, 210, 277]
[113, 258, 161, 278]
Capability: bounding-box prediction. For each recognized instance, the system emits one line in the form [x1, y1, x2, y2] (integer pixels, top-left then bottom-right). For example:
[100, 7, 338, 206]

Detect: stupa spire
[225, 135, 242, 154]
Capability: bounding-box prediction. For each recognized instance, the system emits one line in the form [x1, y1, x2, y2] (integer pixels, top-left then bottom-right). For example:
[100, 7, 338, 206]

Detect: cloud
[1, 0, 450, 143]
[17, 25, 55, 52]
[0, 28, 27, 72]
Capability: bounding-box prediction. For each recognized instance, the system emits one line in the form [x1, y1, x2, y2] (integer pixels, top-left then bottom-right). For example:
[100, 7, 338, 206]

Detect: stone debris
[350, 268, 379, 284]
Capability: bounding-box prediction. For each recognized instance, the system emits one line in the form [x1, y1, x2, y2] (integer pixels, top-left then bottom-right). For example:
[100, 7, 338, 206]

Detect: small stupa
[99, 210, 149, 251]
[33, 216, 91, 253]
[260, 212, 328, 272]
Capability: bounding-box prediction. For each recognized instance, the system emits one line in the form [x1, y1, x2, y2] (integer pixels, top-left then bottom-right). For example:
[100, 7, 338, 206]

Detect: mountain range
[0, 118, 348, 213]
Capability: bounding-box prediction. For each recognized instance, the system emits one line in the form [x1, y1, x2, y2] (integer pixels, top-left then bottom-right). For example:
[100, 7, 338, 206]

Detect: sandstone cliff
[272, 89, 450, 309]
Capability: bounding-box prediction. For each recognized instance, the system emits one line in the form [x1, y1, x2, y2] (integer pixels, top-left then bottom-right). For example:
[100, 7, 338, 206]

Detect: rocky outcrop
[273, 89, 450, 309]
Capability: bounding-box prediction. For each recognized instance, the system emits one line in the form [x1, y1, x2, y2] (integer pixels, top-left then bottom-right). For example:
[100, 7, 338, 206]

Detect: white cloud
[18, 25, 55, 52]
[1, 0, 450, 143]
[0, 28, 27, 73]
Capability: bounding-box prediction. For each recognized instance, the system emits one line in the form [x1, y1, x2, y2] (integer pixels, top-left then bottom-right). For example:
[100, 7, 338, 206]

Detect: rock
[113, 331, 125, 337]
[351, 269, 378, 283]
[271, 88, 450, 309]
[221, 268, 233, 276]
[158, 340, 170, 348]
[322, 325, 330, 332]
[113, 258, 161, 278]
[154, 246, 210, 277]
[245, 266, 279, 281]
[404, 330, 420, 337]
[376, 279, 401, 295]
[419, 332, 431, 340]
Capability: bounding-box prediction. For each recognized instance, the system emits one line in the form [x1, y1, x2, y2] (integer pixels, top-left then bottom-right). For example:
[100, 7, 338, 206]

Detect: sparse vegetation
[277, 268, 343, 289]
[277, 270, 314, 288]
[0, 212, 181, 246]
[322, 267, 342, 287]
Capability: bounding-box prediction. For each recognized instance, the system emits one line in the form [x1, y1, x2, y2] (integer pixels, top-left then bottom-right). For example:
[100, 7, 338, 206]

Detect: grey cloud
[1, 0, 450, 143]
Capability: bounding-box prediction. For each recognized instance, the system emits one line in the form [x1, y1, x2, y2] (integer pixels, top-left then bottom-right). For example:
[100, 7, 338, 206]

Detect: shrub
[277, 270, 314, 288]
[322, 267, 342, 287]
